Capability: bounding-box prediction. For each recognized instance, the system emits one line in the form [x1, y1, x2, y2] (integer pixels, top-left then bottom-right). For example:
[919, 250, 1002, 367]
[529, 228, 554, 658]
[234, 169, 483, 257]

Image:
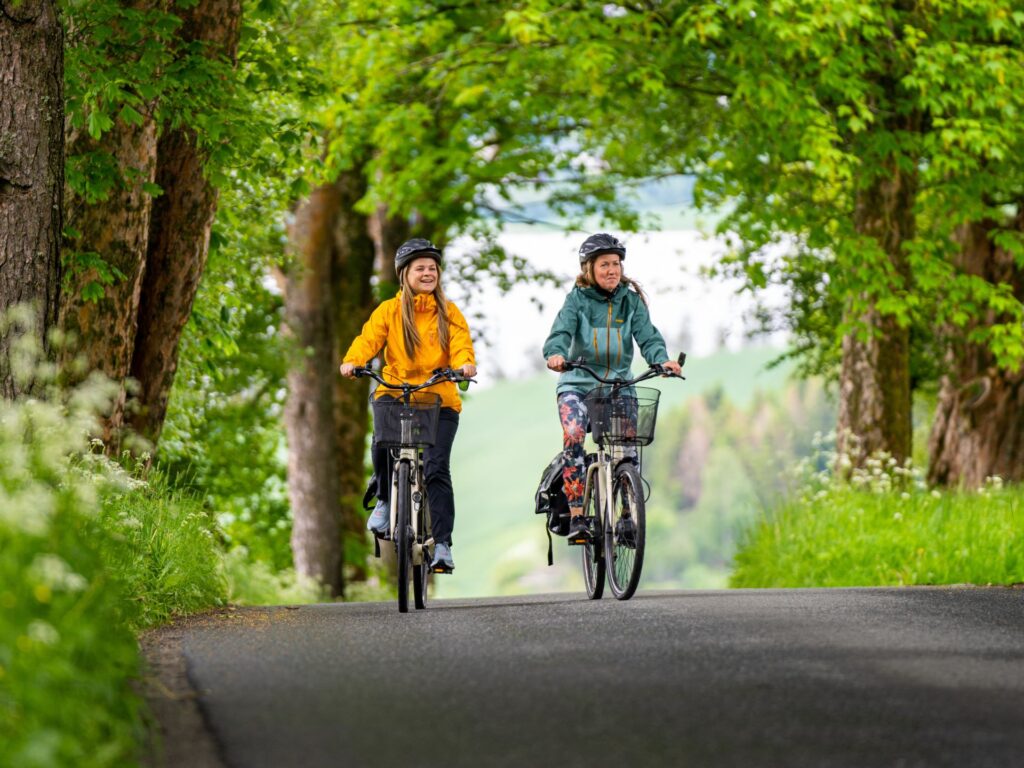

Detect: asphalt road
[181, 588, 1024, 768]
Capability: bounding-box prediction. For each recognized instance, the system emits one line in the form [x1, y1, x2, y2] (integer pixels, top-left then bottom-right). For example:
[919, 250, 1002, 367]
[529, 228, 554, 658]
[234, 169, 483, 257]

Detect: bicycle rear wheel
[582, 479, 605, 599]
[395, 461, 411, 613]
[605, 463, 645, 600]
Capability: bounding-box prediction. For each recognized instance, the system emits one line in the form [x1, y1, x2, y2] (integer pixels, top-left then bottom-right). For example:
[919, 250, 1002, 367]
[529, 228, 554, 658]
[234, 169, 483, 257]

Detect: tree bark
[370, 205, 410, 290]
[284, 183, 343, 596]
[927, 215, 1024, 487]
[126, 0, 241, 447]
[60, 113, 157, 449]
[0, 0, 62, 397]
[332, 171, 377, 585]
[836, 158, 916, 468]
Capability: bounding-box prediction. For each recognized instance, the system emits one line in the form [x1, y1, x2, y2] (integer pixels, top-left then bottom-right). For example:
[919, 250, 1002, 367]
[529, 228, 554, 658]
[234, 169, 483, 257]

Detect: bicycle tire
[605, 463, 645, 600]
[396, 461, 411, 613]
[413, 470, 430, 610]
[582, 479, 605, 599]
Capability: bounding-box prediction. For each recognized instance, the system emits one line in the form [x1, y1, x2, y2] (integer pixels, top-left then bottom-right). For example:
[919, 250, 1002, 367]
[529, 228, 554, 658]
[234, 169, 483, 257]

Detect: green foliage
[732, 457, 1024, 588]
[674, 0, 1024, 379]
[0, 328, 141, 767]
[159, 172, 293, 569]
[0, 309, 227, 767]
[222, 548, 323, 606]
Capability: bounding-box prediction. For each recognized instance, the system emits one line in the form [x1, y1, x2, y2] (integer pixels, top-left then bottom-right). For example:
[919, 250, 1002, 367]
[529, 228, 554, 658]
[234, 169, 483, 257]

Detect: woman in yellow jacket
[340, 239, 476, 572]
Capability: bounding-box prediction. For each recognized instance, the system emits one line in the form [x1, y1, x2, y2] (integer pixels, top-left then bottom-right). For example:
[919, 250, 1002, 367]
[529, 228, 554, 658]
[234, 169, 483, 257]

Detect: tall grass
[731, 450, 1024, 588]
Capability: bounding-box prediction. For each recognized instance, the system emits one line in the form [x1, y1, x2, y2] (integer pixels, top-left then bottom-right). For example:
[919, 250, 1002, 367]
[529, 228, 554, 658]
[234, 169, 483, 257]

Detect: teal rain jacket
[542, 283, 670, 395]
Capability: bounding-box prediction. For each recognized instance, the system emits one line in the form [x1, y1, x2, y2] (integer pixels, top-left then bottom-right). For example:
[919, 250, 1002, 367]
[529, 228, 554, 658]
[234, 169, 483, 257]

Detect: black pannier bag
[535, 452, 568, 566]
[534, 452, 595, 565]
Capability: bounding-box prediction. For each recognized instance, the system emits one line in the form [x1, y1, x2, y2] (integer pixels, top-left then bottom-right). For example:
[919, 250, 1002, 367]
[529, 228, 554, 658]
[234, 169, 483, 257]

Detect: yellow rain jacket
[342, 292, 476, 412]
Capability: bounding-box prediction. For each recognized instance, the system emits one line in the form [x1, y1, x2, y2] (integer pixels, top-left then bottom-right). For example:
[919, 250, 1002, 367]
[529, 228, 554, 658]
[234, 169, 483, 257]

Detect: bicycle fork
[389, 450, 434, 565]
[582, 452, 615, 536]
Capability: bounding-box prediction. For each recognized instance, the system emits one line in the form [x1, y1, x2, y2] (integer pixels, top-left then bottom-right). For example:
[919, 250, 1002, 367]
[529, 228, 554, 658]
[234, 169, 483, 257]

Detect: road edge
[137, 612, 230, 768]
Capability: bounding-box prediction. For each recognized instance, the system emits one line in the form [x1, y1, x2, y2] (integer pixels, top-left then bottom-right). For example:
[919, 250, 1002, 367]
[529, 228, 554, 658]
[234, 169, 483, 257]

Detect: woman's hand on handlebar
[546, 354, 566, 372]
[339, 362, 357, 379]
[659, 359, 682, 376]
[460, 364, 477, 378]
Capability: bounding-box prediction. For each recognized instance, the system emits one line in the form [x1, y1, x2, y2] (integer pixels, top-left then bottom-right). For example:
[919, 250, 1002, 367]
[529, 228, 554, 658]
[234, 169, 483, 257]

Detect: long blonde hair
[399, 264, 450, 358]
[576, 259, 649, 307]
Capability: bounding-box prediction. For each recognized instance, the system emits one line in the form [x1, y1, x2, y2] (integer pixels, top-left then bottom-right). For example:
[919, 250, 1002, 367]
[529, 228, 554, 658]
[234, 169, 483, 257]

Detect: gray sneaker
[430, 542, 454, 573]
[366, 499, 390, 535]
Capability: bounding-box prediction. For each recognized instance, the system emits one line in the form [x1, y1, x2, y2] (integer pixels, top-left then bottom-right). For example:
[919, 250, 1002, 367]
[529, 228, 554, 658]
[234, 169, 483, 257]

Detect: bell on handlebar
[458, 379, 470, 392]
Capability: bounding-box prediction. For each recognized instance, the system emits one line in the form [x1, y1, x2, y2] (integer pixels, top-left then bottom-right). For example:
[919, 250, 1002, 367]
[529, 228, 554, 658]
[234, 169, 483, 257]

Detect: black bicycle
[352, 366, 474, 613]
[563, 355, 685, 600]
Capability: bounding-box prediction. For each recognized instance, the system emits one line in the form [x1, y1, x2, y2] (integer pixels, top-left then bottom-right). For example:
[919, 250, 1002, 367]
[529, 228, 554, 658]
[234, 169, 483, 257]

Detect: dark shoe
[567, 515, 591, 545]
[430, 542, 454, 573]
[614, 516, 637, 548]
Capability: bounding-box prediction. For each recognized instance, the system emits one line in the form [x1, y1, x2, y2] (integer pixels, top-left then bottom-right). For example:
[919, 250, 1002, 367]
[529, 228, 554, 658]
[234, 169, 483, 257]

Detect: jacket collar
[579, 283, 627, 302]
[397, 290, 437, 312]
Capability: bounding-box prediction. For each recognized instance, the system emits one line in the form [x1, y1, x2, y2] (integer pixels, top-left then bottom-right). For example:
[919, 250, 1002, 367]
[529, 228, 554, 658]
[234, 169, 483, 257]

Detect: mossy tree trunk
[60, 100, 157, 450]
[127, 0, 241, 448]
[928, 214, 1024, 488]
[837, 155, 916, 469]
[284, 182, 344, 596]
[332, 170, 377, 585]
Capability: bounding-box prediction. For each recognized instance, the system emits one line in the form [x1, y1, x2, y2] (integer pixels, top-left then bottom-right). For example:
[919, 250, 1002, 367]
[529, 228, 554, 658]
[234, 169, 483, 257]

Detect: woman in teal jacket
[542, 233, 682, 543]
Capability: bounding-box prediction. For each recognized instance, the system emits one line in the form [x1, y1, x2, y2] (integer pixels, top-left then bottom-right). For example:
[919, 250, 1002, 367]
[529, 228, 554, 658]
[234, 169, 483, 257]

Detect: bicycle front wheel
[582, 480, 605, 600]
[395, 461, 411, 613]
[605, 463, 645, 600]
[413, 475, 430, 610]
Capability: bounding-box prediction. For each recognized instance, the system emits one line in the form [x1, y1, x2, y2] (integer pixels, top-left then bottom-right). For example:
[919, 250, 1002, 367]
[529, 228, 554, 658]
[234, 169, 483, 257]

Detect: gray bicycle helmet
[395, 238, 442, 272]
[578, 233, 626, 264]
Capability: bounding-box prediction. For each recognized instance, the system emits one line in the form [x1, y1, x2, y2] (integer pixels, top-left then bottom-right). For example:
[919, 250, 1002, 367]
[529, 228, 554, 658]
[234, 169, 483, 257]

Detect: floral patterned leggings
[557, 392, 590, 511]
[558, 391, 639, 511]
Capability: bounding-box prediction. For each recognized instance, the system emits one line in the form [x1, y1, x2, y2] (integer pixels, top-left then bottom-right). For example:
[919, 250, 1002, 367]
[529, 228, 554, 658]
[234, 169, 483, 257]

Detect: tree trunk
[836, 159, 916, 468]
[60, 114, 157, 449]
[332, 171, 377, 584]
[126, 0, 241, 448]
[284, 183, 343, 596]
[927, 215, 1024, 487]
[0, 0, 62, 397]
[370, 205, 410, 291]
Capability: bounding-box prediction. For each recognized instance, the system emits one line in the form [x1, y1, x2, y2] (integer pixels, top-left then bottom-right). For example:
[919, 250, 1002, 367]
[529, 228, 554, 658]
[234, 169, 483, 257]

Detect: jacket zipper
[605, 302, 613, 376]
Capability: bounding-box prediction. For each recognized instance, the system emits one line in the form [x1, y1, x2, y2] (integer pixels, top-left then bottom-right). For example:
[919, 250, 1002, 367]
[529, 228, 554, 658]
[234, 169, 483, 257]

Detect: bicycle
[352, 366, 474, 613]
[563, 354, 685, 600]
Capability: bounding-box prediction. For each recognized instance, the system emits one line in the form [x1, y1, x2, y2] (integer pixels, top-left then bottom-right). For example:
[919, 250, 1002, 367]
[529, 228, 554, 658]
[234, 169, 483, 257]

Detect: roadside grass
[731, 455, 1024, 588]
[0, 322, 232, 767]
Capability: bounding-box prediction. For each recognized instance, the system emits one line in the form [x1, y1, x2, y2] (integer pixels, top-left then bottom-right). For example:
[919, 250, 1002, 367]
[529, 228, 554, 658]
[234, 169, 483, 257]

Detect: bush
[0, 379, 144, 767]
[731, 447, 1024, 588]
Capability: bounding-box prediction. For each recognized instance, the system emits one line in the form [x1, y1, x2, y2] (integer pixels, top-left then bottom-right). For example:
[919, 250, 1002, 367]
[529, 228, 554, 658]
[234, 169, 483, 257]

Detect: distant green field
[440, 346, 793, 598]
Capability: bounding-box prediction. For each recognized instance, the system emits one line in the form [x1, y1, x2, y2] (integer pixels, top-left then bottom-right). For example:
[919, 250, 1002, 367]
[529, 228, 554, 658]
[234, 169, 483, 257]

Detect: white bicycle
[564, 356, 685, 600]
[352, 366, 474, 613]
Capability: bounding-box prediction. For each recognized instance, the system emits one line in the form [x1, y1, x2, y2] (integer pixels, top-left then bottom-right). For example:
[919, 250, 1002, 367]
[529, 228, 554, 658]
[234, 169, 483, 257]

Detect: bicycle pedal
[430, 565, 454, 574]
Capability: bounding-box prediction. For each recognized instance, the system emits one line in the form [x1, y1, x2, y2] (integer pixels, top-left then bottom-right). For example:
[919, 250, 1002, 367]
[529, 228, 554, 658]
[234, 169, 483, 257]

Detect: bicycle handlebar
[563, 352, 686, 386]
[351, 366, 476, 394]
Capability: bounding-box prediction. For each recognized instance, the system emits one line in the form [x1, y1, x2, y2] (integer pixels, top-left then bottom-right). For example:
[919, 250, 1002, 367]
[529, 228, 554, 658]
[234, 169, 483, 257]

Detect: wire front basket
[371, 392, 442, 447]
[584, 386, 661, 447]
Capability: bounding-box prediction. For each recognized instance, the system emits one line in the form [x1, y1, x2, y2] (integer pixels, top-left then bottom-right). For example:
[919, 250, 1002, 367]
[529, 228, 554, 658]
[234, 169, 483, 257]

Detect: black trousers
[372, 407, 460, 547]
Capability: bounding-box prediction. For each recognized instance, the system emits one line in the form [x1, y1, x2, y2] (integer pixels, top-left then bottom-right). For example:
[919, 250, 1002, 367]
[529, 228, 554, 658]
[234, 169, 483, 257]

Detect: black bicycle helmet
[395, 238, 442, 272]
[578, 233, 626, 264]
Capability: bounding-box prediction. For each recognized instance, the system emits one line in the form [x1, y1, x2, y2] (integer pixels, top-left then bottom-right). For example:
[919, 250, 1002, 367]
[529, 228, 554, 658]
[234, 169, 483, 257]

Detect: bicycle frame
[566, 355, 685, 600]
[388, 445, 431, 563]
